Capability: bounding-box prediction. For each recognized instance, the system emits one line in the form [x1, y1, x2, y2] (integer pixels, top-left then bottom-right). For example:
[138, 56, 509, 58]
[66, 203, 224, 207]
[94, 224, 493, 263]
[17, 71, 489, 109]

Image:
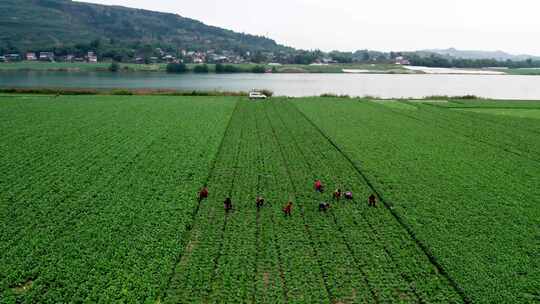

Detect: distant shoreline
[0, 61, 408, 74]
[2, 61, 539, 75]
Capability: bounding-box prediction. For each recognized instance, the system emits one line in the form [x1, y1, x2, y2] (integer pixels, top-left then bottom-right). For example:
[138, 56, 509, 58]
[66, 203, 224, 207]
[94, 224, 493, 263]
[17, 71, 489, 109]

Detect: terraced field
[1, 95, 538, 303]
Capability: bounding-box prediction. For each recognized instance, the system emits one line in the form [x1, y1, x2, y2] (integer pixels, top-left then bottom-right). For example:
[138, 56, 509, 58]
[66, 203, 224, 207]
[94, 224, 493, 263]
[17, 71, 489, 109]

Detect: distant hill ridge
[421, 48, 540, 61]
[0, 0, 290, 53]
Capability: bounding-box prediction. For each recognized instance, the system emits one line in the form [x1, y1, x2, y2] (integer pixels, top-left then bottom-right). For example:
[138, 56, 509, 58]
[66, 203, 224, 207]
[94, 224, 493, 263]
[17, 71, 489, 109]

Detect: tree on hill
[0, 0, 291, 58]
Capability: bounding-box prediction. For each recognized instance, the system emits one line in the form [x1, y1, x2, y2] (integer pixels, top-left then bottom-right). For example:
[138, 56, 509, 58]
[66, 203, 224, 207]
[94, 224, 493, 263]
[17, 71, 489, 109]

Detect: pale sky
[79, 0, 540, 55]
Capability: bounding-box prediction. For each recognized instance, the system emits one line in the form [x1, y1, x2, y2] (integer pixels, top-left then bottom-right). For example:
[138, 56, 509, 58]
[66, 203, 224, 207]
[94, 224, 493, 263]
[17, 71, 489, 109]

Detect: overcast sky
[80, 0, 540, 55]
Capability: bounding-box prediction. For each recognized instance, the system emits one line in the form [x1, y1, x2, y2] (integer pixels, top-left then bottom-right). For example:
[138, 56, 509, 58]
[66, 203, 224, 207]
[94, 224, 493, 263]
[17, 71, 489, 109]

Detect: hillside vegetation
[0, 0, 288, 54]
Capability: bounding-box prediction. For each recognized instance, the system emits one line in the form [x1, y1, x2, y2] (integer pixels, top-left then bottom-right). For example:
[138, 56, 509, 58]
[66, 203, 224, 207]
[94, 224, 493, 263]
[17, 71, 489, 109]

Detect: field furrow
[162, 100, 247, 303]
[251, 103, 288, 303]
[295, 97, 540, 303]
[1, 96, 237, 302]
[270, 101, 463, 303]
[2, 94, 538, 303]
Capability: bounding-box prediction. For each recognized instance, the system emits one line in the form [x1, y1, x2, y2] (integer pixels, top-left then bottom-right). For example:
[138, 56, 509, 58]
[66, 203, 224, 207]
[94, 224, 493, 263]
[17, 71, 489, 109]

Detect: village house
[87, 52, 98, 63]
[162, 54, 176, 63]
[230, 55, 246, 64]
[210, 54, 228, 63]
[39, 52, 55, 62]
[193, 57, 204, 64]
[190, 51, 206, 63]
[322, 57, 338, 64]
[26, 52, 37, 61]
[0, 56, 6, 63]
[394, 56, 411, 65]
[6, 54, 21, 61]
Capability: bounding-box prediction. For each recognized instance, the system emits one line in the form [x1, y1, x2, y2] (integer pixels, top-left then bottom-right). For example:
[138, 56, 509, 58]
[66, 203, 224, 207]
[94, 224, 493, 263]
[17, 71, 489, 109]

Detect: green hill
[0, 0, 290, 54]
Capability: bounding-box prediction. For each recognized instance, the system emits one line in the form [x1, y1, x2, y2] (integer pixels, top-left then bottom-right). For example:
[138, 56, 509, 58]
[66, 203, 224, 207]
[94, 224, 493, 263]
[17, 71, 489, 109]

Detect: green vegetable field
[1, 95, 539, 303]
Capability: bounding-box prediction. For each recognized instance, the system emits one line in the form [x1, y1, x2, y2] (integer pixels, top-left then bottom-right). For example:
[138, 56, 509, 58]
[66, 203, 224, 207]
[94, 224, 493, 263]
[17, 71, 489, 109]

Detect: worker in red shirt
[368, 194, 377, 207]
[198, 187, 209, 202]
[283, 201, 293, 216]
[333, 188, 342, 201]
[314, 180, 324, 192]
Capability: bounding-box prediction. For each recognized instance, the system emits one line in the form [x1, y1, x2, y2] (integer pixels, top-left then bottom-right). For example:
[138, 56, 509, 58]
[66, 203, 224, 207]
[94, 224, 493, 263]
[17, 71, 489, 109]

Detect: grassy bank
[506, 68, 540, 75]
[10, 62, 540, 75]
[0, 61, 410, 74]
[0, 87, 249, 96]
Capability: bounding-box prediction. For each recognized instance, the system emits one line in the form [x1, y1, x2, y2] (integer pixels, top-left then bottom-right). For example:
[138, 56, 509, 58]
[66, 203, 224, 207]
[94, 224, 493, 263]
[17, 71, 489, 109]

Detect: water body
[2, 71, 540, 99]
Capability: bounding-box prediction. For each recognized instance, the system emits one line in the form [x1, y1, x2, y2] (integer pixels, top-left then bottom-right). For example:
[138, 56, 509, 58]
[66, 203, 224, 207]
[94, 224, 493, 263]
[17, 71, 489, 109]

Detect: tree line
[165, 63, 269, 74]
[406, 54, 540, 69]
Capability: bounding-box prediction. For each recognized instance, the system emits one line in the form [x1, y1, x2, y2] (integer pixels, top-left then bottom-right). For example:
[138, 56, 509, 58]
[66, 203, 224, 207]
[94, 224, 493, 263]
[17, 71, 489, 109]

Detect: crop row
[294, 98, 540, 303]
[427, 100, 540, 134]
[256, 102, 332, 303]
[268, 101, 462, 303]
[164, 101, 334, 303]
[164, 99, 465, 303]
[162, 100, 248, 303]
[0, 96, 237, 302]
[0, 97, 163, 239]
[395, 101, 540, 161]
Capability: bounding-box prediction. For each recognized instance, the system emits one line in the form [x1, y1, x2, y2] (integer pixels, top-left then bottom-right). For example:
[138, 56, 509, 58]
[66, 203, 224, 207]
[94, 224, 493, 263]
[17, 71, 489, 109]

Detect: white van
[249, 91, 267, 100]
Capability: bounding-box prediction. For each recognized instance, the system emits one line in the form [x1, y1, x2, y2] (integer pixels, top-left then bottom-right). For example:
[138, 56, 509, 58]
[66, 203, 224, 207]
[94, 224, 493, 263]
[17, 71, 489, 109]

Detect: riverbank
[0, 88, 534, 105]
[2, 61, 539, 75]
[0, 87, 250, 96]
[0, 61, 410, 74]
[3, 72, 540, 99]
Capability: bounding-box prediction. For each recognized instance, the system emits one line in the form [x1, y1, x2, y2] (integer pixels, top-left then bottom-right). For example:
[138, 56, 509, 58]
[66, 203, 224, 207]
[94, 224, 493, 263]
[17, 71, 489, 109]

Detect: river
[1, 71, 540, 99]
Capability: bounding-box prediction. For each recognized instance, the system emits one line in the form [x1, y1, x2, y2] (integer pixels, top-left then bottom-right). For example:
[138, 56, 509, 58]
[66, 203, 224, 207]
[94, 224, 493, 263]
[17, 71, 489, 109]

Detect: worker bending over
[283, 201, 293, 216]
[345, 191, 353, 200]
[333, 188, 342, 201]
[256, 196, 265, 209]
[368, 194, 377, 207]
[314, 180, 324, 193]
[224, 197, 233, 212]
[319, 202, 331, 212]
[198, 187, 209, 202]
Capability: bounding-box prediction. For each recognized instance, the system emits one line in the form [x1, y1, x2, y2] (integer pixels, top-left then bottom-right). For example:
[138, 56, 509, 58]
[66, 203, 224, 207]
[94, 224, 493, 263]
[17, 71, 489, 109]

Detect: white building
[26, 52, 37, 61]
[395, 56, 411, 65]
[87, 52, 98, 63]
[39, 52, 54, 61]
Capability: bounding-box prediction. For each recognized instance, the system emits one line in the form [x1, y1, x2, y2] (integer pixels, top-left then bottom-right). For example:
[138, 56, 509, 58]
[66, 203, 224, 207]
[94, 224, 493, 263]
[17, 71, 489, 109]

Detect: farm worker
[345, 191, 353, 200]
[333, 188, 342, 201]
[283, 201, 293, 216]
[198, 187, 209, 201]
[224, 197, 233, 212]
[319, 202, 330, 212]
[368, 194, 377, 207]
[314, 180, 324, 192]
[256, 196, 265, 209]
